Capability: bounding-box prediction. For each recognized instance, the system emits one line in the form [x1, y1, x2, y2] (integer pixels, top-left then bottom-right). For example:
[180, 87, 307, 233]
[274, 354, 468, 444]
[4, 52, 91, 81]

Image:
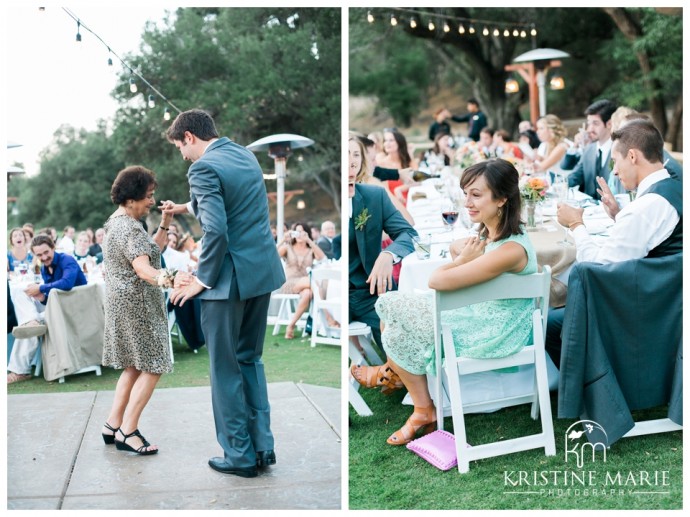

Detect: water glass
[413, 235, 432, 260]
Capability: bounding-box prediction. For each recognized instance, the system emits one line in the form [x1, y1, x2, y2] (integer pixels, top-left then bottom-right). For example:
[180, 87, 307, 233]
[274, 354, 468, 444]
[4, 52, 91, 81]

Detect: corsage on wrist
[156, 268, 178, 288]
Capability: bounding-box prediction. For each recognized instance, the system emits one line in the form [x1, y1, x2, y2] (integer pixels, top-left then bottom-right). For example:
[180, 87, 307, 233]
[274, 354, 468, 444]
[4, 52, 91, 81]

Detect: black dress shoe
[256, 450, 276, 468]
[208, 457, 258, 478]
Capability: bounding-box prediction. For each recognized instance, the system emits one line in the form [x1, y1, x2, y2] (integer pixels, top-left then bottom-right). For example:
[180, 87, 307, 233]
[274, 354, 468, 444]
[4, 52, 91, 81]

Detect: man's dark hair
[31, 234, 55, 250]
[585, 99, 617, 124]
[611, 119, 664, 164]
[467, 98, 480, 107]
[165, 109, 220, 142]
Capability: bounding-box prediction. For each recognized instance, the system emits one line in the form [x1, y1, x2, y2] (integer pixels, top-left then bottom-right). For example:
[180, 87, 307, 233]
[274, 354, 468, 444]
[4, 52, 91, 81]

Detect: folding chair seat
[433, 266, 555, 473]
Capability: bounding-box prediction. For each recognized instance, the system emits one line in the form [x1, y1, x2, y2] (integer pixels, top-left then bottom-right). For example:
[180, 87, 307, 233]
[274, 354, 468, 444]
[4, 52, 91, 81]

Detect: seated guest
[89, 228, 105, 260]
[316, 220, 337, 259]
[492, 129, 522, 159]
[7, 228, 33, 272]
[527, 114, 569, 174]
[352, 159, 537, 445]
[176, 232, 199, 271]
[428, 108, 452, 142]
[73, 231, 92, 262]
[477, 127, 495, 157]
[23, 234, 87, 305]
[348, 137, 417, 360]
[546, 119, 682, 367]
[56, 226, 76, 255]
[276, 221, 328, 339]
[420, 131, 455, 170]
[376, 128, 419, 203]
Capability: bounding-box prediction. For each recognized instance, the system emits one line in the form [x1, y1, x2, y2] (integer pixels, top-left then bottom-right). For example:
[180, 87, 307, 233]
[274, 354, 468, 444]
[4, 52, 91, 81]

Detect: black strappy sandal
[102, 422, 119, 445]
[115, 429, 158, 455]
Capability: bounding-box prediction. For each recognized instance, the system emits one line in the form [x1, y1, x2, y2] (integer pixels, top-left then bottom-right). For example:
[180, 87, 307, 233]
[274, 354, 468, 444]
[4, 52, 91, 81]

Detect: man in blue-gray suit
[165, 109, 285, 478]
[568, 99, 618, 199]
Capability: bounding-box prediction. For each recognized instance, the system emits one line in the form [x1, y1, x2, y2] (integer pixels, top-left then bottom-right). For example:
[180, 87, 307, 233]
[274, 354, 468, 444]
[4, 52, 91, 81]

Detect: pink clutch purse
[406, 429, 463, 471]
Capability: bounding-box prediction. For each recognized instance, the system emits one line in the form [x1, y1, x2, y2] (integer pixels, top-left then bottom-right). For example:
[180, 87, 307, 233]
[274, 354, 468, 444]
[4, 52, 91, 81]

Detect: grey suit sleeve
[378, 189, 417, 258]
[188, 163, 229, 288]
[568, 156, 585, 189]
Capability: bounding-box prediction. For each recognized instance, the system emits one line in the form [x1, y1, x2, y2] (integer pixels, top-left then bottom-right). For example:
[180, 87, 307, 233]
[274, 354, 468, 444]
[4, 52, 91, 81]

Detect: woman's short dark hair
[165, 109, 219, 142]
[384, 128, 413, 168]
[460, 159, 523, 241]
[110, 165, 158, 205]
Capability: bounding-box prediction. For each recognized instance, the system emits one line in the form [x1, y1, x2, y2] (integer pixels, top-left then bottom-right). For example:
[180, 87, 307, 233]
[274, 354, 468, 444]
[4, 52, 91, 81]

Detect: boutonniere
[354, 208, 372, 231]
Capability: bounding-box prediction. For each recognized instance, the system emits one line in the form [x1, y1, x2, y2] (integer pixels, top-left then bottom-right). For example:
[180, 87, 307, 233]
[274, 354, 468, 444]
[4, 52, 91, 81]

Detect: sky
[3, 2, 171, 177]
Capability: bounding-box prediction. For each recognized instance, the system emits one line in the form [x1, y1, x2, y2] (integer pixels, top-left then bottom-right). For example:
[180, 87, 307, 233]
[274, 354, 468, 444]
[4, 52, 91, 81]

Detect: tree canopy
[8, 7, 341, 231]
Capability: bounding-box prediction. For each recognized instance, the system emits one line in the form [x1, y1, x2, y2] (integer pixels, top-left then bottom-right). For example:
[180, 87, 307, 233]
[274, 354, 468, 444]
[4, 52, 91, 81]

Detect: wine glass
[441, 201, 459, 233]
[17, 262, 28, 282]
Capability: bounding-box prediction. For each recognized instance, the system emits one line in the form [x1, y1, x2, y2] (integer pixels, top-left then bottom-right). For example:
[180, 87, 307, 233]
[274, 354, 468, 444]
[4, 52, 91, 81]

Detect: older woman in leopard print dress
[100, 165, 174, 456]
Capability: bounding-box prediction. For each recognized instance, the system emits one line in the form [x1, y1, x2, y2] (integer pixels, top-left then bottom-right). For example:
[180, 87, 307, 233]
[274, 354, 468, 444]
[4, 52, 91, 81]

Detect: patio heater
[505, 48, 570, 124]
[247, 133, 314, 244]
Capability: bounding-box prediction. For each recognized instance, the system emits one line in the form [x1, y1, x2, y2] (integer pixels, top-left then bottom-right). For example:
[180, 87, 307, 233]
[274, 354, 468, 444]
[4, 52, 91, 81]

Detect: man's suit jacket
[351, 183, 416, 285]
[316, 236, 335, 259]
[188, 137, 285, 301]
[568, 142, 612, 199]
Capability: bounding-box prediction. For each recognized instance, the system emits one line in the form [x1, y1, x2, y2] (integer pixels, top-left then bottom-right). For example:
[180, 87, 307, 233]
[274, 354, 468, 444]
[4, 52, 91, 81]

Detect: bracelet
[159, 225, 169, 231]
[568, 221, 585, 230]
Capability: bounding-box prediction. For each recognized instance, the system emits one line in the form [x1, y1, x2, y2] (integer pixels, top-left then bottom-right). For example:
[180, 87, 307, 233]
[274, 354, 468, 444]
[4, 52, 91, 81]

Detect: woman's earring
[497, 207, 503, 219]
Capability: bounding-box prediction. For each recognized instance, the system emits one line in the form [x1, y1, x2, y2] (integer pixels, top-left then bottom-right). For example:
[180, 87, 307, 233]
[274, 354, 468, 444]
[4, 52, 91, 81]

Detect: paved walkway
[6, 383, 341, 510]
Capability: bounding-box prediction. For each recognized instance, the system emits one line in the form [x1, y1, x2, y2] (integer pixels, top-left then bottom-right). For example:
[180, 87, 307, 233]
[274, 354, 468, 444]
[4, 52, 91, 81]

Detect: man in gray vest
[165, 109, 285, 478]
[548, 118, 681, 366]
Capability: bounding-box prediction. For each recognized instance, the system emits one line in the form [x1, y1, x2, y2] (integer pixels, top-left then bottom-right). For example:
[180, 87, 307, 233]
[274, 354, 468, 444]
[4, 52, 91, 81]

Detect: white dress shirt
[572, 169, 679, 264]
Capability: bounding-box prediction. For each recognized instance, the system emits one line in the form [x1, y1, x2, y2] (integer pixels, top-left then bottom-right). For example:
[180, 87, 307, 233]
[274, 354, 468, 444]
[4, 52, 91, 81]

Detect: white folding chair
[348, 321, 383, 417]
[433, 266, 556, 473]
[309, 268, 342, 347]
[270, 293, 303, 336]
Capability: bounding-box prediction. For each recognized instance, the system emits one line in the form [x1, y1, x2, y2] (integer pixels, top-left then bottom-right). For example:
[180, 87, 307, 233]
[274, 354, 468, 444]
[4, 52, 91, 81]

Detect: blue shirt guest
[23, 234, 87, 304]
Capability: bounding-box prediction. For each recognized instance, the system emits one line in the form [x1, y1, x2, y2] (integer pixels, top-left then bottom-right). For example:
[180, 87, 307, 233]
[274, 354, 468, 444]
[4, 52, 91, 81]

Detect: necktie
[595, 149, 603, 178]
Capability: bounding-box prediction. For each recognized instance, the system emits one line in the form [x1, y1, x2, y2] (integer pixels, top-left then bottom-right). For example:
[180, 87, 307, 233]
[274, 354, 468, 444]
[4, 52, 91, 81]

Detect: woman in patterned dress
[276, 221, 328, 339]
[352, 159, 537, 445]
[100, 166, 174, 455]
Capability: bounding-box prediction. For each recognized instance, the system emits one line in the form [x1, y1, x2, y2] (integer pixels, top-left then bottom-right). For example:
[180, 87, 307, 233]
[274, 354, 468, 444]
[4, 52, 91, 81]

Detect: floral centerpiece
[455, 140, 493, 170]
[519, 176, 548, 228]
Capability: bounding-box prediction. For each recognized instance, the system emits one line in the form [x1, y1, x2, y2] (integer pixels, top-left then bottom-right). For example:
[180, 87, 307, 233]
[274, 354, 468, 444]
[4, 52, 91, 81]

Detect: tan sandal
[387, 406, 437, 446]
[350, 362, 404, 395]
[7, 372, 32, 384]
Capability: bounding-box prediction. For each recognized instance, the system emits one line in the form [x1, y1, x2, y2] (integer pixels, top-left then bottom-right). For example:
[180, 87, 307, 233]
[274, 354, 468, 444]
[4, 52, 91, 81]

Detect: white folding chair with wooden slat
[348, 321, 384, 417]
[433, 266, 556, 473]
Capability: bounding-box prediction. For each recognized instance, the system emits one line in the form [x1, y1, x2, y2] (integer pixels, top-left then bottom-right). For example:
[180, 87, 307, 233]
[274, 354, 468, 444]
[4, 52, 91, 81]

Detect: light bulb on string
[443, 22, 450, 33]
[482, 27, 489, 36]
[390, 14, 397, 26]
[428, 21, 435, 31]
[164, 107, 171, 121]
[469, 24, 475, 34]
[458, 24, 465, 34]
[505, 76, 520, 94]
[493, 28, 500, 37]
[148, 95, 155, 109]
[503, 29, 510, 37]
[520, 30, 527, 38]
[513, 29, 519, 37]
[531, 27, 537, 36]
[410, 17, 417, 29]
[367, 11, 374, 23]
[129, 77, 137, 93]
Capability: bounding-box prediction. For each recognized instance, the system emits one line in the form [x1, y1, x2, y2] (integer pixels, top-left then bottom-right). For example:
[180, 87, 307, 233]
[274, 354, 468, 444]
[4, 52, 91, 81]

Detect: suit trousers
[201, 279, 273, 468]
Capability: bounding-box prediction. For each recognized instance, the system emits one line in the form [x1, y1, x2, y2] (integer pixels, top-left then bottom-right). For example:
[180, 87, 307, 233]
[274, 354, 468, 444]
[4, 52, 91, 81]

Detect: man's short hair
[165, 109, 219, 142]
[611, 119, 664, 164]
[585, 99, 618, 124]
[32, 234, 55, 250]
[467, 98, 480, 107]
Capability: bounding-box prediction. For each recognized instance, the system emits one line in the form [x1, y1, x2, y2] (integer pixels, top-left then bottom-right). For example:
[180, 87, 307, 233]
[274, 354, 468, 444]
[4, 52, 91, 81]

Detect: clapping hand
[596, 176, 620, 221]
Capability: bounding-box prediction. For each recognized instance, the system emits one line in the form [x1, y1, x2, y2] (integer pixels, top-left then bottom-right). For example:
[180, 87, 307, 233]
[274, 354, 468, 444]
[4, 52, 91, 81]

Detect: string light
[366, 9, 537, 41]
[59, 7, 182, 118]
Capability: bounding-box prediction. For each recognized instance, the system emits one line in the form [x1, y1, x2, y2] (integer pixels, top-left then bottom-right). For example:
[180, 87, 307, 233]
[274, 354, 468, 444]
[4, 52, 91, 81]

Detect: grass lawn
[349, 388, 682, 510]
[7, 327, 340, 395]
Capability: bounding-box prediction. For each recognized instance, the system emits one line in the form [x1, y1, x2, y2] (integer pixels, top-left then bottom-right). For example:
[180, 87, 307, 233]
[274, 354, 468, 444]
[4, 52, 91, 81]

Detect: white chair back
[309, 267, 342, 347]
[432, 266, 555, 473]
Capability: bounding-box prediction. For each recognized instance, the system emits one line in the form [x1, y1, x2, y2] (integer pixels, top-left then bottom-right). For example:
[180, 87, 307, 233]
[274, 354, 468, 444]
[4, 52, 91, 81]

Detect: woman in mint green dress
[352, 159, 537, 446]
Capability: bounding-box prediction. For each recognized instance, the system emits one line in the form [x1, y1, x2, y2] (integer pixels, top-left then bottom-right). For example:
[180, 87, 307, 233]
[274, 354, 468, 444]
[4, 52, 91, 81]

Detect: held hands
[366, 252, 394, 296]
[159, 200, 188, 216]
[595, 176, 620, 220]
[174, 271, 194, 289]
[169, 279, 204, 307]
[454, 235, 487, 265]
